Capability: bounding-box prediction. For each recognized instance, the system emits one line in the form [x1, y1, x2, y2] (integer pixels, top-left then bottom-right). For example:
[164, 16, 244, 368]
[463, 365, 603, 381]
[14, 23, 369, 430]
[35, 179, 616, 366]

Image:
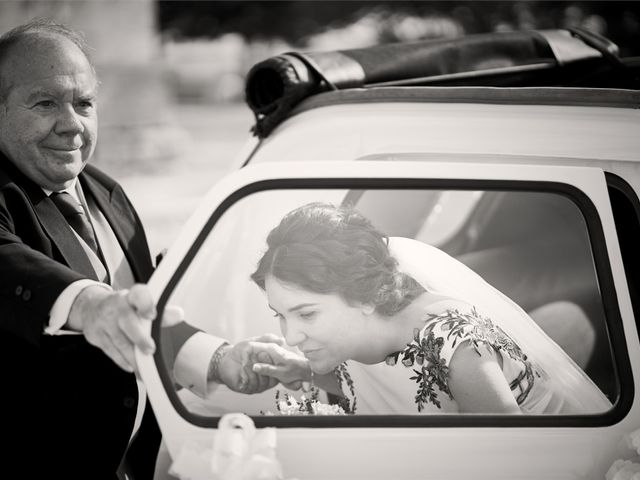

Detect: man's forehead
[2, 32, 96, 86]
[22, 75, 98, 98]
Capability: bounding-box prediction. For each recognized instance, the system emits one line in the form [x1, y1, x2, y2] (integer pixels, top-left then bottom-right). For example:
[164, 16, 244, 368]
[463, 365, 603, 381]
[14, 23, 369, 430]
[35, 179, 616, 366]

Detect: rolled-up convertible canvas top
[244, 28, 630, 138]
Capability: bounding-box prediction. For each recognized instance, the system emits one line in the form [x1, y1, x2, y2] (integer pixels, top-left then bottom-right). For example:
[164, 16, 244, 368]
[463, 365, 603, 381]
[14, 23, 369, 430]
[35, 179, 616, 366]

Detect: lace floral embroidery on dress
[334, 363, 357, 413]
[385, 306, 538, 411]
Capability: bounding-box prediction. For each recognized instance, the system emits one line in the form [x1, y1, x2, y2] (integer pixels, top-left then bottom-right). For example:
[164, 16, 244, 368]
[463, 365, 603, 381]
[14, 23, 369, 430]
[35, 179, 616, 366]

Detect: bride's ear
[361, 303, 375, 315]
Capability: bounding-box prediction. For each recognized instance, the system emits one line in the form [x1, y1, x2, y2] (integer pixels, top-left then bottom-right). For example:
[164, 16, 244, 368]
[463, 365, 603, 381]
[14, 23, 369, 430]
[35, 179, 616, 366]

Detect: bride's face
[265, 275, 371, 374]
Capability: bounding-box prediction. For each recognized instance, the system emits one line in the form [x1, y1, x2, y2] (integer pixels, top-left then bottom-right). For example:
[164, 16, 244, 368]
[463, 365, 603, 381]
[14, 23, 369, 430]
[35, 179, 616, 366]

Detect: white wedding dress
[339, 237, 612, 415]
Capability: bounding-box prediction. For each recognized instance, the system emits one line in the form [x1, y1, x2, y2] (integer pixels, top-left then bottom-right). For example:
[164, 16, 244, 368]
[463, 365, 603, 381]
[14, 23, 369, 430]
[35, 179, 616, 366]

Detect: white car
[141, 28, 640, 480]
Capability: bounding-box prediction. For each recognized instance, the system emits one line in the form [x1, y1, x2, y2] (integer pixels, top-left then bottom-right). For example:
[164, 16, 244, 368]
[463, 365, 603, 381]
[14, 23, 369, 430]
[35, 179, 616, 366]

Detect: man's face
[0, 35, 98, 191]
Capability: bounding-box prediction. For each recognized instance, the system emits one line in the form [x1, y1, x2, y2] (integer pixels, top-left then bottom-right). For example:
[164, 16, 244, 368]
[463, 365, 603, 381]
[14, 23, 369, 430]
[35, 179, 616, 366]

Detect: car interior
[344, 188, 615, 401]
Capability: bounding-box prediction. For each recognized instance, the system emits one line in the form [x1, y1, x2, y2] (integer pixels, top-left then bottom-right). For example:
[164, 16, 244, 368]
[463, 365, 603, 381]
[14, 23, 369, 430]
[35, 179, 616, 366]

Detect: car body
[140, 29, 640, 479]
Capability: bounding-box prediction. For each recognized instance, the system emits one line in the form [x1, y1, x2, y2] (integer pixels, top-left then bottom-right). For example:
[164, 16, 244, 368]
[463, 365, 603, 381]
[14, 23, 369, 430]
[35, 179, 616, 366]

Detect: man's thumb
[127, 284, 157, 320]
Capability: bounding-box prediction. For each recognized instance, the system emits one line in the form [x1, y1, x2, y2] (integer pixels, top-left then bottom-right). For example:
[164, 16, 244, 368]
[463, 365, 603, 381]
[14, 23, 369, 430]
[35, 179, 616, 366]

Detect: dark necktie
[50, 191, 100, 255]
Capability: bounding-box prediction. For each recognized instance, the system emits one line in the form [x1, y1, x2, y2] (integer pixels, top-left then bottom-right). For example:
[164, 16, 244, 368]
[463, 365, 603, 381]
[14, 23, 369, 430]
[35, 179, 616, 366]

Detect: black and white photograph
[0, 1, 639, 479]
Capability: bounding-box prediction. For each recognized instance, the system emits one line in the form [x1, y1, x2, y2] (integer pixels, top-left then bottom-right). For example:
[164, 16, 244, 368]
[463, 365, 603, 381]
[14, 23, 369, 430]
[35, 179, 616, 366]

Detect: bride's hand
[251, 344, 311, 390]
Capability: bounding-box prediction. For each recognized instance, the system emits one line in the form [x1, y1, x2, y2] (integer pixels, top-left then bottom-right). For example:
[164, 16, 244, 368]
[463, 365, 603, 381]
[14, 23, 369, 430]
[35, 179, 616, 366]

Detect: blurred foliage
[158, 1, 640, 55]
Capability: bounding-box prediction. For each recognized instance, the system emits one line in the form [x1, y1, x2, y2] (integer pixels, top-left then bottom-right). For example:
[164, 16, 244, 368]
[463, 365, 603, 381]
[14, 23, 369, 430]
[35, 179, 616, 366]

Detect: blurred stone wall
[0, 0, 187, 173]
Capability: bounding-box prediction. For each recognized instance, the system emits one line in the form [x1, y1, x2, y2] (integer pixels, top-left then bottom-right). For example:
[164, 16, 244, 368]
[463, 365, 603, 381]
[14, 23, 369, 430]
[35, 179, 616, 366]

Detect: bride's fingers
[284, 380, 303, 391]
[251, 333, 285, 346]
[242, 342, 279, 368]
[252, 362, 308, 386]
[256, 350, 272, 364]
[250, 342, 293, 363]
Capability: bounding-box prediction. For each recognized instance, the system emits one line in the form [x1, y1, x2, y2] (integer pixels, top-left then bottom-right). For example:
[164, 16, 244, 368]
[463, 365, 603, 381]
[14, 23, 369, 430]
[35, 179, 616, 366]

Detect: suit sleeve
[162, 322, 228, 398]
[0, 192, 85, 345]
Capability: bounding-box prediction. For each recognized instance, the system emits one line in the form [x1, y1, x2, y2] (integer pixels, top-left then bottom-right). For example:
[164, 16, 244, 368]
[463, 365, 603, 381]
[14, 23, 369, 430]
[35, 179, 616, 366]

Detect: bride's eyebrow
[287, 303, 317, 313]
[268, 303, 318, 314]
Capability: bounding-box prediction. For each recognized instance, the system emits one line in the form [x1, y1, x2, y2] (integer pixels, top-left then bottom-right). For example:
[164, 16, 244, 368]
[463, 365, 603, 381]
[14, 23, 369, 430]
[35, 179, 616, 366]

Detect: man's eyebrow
[78, 87, 99, 98]
[77, 93, 98, 102]
[25, 87, 98, 103]
[25, 89, 54, 102]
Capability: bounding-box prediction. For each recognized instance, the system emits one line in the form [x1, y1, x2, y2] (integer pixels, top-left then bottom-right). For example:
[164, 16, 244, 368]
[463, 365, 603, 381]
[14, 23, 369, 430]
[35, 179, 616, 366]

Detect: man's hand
[68, 284, 156, 373]
[216, 333, 292, 394]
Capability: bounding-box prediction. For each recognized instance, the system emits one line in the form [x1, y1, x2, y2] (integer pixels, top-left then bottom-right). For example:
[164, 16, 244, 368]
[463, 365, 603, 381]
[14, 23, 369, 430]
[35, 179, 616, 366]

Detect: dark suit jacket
[0, 152, 160, 479]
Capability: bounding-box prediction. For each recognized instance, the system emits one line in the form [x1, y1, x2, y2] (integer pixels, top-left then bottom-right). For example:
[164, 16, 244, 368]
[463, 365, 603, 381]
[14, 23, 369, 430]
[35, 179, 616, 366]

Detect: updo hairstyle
[251, 202, 424, 316]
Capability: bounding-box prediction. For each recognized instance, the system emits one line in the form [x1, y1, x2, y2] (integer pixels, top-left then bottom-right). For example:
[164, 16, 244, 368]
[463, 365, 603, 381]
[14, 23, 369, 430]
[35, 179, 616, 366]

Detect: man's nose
[55, 104, 84, 135]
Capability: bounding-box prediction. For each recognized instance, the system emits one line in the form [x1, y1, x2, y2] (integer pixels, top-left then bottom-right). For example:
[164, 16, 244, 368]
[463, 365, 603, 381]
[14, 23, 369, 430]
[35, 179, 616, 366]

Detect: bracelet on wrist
[208, 342, 232, 384]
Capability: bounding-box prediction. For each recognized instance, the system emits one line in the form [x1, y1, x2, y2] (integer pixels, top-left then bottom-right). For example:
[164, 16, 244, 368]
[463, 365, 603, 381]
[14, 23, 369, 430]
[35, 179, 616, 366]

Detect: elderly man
[0, 19, 281, 479]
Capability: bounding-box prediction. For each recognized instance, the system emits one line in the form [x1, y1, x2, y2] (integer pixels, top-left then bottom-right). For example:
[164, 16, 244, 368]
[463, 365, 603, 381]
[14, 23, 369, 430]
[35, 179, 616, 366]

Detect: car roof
[290, 86, 640, 114]
[244, 28, 640, 138]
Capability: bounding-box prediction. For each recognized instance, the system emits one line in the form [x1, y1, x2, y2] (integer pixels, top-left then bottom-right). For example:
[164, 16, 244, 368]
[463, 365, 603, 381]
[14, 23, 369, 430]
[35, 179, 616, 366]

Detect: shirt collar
[42, 178, 81, 203]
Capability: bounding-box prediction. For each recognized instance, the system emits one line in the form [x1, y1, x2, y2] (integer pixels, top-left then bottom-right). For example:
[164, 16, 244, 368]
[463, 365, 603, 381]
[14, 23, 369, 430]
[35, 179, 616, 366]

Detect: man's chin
[53, 158, 87, 178]
[45, 167, 85, 190]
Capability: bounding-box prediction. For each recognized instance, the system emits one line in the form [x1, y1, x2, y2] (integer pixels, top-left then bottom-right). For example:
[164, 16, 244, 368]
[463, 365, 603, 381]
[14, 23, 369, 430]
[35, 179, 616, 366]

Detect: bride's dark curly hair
[251, 202, 425, 316]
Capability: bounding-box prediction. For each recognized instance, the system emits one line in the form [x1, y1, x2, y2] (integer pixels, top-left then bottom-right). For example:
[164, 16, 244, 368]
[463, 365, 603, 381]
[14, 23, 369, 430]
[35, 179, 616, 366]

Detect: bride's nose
[283, 322, 306, 347]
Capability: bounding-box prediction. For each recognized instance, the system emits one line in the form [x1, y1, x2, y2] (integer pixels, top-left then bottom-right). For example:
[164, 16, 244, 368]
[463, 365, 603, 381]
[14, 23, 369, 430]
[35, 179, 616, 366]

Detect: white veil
[388, 236, 612, 414]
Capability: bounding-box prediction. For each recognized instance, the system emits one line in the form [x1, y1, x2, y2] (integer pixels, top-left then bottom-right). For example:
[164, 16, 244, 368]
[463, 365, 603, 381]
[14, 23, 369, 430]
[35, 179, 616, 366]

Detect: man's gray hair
[0, 18, 95, 100]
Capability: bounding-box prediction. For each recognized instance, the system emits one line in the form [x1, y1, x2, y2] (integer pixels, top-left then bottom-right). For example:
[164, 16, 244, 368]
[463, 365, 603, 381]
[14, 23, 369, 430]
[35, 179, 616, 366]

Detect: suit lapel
[16, 173, 101, 280]
[0, 152, 151, 282]
[80, 172, 152, 282]
[34, 198, 99, 280]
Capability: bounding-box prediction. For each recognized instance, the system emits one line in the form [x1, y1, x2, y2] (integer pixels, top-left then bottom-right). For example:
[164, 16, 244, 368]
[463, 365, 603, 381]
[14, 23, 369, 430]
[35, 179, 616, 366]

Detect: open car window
[140, 160, 633, 460]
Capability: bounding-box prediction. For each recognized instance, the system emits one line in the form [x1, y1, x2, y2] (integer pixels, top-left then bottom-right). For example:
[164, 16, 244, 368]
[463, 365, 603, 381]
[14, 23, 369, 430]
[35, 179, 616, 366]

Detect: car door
[138, 160, 638, 480]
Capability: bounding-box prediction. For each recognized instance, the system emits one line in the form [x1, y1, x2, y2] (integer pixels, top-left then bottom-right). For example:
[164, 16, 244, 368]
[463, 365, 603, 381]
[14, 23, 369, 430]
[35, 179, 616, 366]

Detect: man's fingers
[92, 333, 135, 373]
[117, 287, 156, 354]
[263, 376, 278, 392]
[161, 305, 185, 327]
[238, 369, 249, 392]
[239, 343, 252, 366]
[127, 284, 156, 320]
[78, 287, 155, 373]
[118, 310, 155, 355]
[111, 333, 139, 372]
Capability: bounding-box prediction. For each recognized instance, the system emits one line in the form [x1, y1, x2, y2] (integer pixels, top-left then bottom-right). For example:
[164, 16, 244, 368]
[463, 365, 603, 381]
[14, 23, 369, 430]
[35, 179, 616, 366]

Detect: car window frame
[144, 163, 633, 431]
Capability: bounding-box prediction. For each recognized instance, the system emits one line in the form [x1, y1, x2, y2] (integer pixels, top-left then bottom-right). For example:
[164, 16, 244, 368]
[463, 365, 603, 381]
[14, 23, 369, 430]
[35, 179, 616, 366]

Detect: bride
[251, 202, 611, 414]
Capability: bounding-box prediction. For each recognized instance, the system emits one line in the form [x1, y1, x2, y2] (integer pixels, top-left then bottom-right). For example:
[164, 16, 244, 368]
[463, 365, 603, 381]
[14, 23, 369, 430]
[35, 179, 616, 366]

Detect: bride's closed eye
[299, 311, 316, 320]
